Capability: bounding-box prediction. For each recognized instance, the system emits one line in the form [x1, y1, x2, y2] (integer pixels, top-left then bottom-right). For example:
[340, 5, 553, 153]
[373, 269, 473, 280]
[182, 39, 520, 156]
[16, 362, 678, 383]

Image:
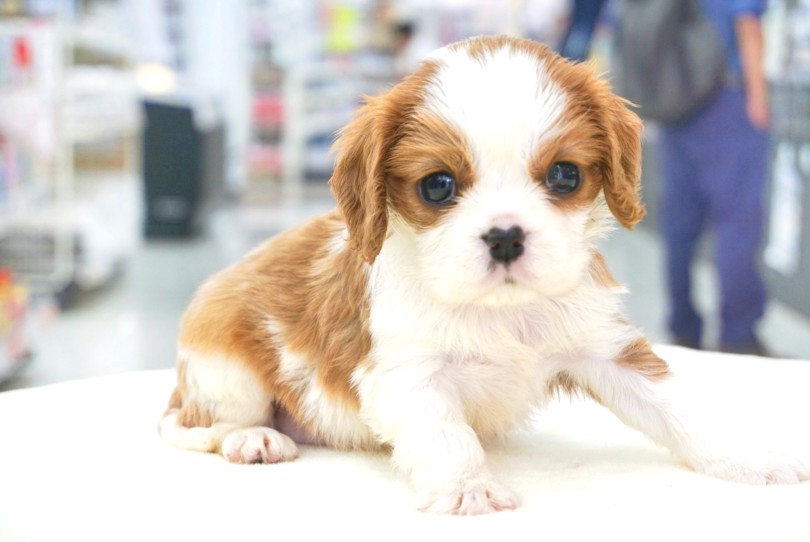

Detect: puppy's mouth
[468, 266, 541, 306]
[486, 256, 523, 280]
[485, 263, 524, 288]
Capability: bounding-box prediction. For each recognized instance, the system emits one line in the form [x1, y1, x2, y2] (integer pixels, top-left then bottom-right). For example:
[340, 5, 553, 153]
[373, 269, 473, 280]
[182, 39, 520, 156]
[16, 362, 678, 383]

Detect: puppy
[159, 36, 808, 514]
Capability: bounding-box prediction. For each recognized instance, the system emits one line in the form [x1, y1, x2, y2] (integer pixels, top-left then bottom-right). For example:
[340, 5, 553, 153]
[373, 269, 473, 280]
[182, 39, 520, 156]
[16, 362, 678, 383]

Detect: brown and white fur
[159, 36, 808, 514]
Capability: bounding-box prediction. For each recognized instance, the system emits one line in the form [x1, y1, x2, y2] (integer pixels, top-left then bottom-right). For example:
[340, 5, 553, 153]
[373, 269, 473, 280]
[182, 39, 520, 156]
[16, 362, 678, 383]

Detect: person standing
[559, 0, 608, 62]
[659, 0, 771, 354]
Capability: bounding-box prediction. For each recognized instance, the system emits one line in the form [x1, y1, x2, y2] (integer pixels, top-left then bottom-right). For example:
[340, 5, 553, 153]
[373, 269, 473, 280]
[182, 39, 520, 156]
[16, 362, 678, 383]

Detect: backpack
[612, 0, 727, 124]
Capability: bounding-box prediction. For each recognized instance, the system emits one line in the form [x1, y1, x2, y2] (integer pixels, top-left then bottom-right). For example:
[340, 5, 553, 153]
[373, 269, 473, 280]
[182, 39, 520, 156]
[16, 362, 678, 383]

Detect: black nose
[482, 226, 525, 265]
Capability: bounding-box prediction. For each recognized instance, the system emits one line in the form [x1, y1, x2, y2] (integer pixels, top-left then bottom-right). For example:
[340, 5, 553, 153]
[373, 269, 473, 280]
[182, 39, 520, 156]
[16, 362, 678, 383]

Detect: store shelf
[0, 9, 142, 302]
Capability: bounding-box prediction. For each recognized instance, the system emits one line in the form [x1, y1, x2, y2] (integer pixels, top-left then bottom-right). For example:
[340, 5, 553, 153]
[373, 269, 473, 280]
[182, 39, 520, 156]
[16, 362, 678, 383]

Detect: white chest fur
[357, 239, 633, 442]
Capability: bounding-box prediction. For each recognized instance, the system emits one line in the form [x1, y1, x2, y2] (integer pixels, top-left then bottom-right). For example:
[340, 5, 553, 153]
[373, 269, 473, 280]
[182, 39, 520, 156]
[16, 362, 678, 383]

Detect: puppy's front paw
[221, 427, 299, 464]
[694, 454, 810, 485]
[415, 477, 520, 515]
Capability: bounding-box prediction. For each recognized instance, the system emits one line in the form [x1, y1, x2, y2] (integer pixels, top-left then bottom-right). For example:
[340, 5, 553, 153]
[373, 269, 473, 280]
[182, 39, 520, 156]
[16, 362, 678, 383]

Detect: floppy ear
[330, 97, 391, 264]
[601, 95, 646, 229]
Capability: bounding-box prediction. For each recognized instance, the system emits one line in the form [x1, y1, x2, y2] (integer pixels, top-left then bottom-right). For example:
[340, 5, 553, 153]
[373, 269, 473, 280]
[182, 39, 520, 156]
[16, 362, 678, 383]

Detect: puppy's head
[331, 36, 643, 305]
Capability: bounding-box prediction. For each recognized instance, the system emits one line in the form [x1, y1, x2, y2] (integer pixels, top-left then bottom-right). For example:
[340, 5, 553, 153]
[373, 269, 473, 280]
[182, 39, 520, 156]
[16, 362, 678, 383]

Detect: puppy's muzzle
[483, 226, 525, 265]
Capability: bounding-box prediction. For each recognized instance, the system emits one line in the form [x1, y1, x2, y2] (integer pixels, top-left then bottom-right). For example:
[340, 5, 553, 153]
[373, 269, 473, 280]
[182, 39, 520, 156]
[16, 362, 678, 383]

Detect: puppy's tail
[159, 411, 217, 453]
[157, 391, 235, 454]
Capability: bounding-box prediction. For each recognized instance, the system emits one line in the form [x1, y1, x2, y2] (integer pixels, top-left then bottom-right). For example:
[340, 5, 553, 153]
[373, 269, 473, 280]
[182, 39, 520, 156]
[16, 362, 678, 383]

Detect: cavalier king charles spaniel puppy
[159, 36, 808, 514]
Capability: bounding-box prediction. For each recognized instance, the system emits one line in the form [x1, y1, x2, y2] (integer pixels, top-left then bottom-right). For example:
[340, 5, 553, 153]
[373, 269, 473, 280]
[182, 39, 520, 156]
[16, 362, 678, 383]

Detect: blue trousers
[659, 88, 768, 348]
[559, 0, 607, 62]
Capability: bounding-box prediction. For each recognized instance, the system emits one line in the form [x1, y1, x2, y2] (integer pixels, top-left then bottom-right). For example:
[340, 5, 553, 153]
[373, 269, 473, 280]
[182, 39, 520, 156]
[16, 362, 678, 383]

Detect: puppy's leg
[358, 358, 519, 515]
[158, 351, 299, 464]
[568, 338, 809, 484]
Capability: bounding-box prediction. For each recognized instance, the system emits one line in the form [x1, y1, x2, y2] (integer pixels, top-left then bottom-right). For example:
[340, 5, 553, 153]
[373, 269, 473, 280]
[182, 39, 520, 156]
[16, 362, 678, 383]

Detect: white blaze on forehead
[423, 44, 568, 170]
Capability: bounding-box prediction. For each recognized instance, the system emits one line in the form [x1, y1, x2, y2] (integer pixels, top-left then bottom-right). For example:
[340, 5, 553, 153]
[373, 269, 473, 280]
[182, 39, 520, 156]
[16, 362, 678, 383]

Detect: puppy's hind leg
[159, 411, 300, 465]
[158, 352, 299, 464]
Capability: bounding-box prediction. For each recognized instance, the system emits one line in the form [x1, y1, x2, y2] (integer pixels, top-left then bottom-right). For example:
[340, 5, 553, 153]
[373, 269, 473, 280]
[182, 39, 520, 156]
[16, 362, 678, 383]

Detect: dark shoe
[671, 336, 701, 350]
[719, 340, 774, 358]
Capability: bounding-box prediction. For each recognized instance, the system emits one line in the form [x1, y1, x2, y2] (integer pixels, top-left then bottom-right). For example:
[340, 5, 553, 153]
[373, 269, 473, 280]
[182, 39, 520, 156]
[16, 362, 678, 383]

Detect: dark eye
[419, 172, 456, 205]
[546, 162, 581, 194]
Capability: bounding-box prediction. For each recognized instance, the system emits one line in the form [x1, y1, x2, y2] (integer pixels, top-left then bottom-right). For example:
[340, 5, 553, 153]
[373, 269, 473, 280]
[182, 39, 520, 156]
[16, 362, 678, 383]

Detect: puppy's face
[331, 37, 643, 306]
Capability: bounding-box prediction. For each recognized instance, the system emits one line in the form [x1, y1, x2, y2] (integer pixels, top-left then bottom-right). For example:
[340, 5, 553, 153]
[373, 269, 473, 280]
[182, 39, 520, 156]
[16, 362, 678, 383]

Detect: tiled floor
[3, 195, 809, 391]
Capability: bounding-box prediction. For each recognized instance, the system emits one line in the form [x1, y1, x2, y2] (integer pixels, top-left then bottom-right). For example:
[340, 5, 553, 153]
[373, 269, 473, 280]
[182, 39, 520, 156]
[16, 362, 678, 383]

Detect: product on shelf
[0, 267, 30, 381]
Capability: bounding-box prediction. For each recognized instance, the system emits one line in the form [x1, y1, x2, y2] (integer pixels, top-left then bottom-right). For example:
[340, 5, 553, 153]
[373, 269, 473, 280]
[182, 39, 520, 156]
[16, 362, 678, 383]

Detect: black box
[142, 99, 225, 237]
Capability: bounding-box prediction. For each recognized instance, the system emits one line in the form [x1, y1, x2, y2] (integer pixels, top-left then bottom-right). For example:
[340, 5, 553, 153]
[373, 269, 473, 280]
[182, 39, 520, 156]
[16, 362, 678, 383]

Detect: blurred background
[1, 0, 809, 390]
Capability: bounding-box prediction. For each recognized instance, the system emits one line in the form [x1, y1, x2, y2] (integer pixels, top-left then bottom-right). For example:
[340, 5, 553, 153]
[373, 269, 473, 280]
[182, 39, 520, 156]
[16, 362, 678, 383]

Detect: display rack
[0, 16, 62, 381]
[0, 10, 142, 305]
[0, 17, 72, 299]
[243, 0, 395, 203]
[762, 0, 810, 317]
[245, 0, 285, 191]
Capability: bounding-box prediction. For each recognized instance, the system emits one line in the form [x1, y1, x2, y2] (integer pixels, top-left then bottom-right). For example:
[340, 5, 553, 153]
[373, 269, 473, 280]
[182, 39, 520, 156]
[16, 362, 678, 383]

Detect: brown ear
[601, 95, 646, 229]
[330, 97, 390, 264]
